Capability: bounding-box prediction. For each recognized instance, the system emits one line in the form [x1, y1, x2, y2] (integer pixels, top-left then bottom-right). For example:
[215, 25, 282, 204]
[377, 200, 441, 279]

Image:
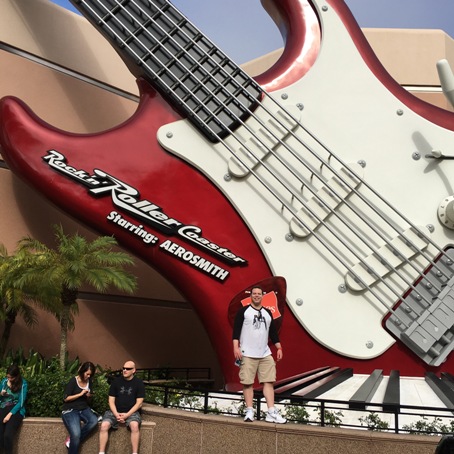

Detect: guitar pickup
[228, 107, 300, 178]
[400, 293, 454, 366]
[385, 246, 454, 366]
[345, 227, 430, 291]
[289, 164, 363, 238]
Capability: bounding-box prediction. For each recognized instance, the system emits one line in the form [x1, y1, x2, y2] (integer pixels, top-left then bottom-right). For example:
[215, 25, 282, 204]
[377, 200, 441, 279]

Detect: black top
[62, 376, 92, 411]
[109, 376, 145, 413]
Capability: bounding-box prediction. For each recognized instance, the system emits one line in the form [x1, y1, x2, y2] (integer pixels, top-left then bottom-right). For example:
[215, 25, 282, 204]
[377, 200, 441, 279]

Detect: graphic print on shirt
[253, 310, 267, 330]
[120, 386, 133, 396]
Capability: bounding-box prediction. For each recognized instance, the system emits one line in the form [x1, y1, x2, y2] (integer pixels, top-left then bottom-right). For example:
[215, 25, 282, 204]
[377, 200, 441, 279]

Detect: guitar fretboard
[71, 0, 263, 142]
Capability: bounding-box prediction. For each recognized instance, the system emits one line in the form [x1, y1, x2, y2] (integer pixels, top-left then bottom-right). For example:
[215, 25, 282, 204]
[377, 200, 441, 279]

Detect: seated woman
[62, 361, 98, 453]
[0, 364, 28, 454]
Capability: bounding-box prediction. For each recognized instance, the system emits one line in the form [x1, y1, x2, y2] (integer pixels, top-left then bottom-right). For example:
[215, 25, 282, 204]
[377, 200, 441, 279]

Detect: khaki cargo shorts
[239, 355, 276, 385]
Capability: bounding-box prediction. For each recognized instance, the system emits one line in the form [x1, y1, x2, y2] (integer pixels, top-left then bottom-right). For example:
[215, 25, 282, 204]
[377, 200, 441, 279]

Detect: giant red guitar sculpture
[2, 0, 454, 389]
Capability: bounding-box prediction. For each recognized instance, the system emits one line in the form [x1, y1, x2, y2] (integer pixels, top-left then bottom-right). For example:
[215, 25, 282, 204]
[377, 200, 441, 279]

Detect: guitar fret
[74, 0, 262, 142]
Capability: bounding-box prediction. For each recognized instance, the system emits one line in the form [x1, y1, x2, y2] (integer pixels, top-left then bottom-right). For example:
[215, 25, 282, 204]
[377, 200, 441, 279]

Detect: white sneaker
[244, 408, 254, 422]
[265, 410, 287, 424]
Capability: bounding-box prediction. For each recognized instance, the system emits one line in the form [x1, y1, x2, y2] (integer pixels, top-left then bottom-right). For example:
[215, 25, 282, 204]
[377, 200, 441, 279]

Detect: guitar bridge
[385, 247, 454, 366]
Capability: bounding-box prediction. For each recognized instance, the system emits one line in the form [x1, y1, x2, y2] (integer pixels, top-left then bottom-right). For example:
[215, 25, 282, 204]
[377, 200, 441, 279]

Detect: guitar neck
[70, 0, 263, 142]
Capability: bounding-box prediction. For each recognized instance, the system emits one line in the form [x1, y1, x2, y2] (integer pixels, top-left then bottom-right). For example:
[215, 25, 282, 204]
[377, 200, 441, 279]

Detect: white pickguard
[157, 2, 454, 360]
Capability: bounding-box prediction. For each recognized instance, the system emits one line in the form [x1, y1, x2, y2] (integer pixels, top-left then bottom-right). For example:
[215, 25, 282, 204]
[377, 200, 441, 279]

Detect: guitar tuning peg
[425, 150, 443, 159]
[425, 150, 454, 160]
[436, 59, 454, 109]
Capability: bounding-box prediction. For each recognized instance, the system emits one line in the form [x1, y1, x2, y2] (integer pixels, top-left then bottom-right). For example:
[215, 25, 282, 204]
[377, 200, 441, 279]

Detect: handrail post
[394, 409, 399, 434]
[164, 386, 169, 408]
[320, 401, 325, 427]
[256, 392, 262, 421]
[204, 390, 209, 414]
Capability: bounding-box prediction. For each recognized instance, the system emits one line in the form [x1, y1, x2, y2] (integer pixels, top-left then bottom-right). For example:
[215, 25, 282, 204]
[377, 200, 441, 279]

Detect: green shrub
[89, 371, 111, 416]
[359, 412, 390, 431]
[402, 416, 454, 435]
[318, 407, 343, 427]
[25, 362, 70, 417]
[283, 403, 310, 423]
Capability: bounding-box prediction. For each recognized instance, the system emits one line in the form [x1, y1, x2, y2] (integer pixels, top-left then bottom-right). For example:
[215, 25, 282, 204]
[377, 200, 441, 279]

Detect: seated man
[98, 360, 145, 454]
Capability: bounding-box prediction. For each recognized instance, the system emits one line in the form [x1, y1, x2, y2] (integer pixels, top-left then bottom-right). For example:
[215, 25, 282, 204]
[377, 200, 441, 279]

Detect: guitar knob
[438, 195, 454, 229]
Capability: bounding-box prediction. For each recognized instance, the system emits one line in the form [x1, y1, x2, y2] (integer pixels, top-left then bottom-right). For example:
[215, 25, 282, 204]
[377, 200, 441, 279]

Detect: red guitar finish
[1, 0, 454, 389]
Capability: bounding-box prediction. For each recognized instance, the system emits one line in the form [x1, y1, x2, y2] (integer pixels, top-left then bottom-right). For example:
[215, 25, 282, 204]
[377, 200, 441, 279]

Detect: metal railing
[109, 367, 213, 385]
[108, 367, 454, 434]
[136, 367, 212, 382]
[143, 382, 454, 435]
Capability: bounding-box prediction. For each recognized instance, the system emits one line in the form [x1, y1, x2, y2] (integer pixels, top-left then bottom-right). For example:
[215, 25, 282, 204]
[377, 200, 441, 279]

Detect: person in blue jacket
[0, 364, 27, 454]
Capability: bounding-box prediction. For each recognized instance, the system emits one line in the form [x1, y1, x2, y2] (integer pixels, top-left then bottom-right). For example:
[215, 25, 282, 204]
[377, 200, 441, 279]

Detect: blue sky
[50, 0, 454, 64]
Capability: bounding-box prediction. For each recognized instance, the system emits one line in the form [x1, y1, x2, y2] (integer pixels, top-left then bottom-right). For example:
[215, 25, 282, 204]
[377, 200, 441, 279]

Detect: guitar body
[1, 0, 454, 388]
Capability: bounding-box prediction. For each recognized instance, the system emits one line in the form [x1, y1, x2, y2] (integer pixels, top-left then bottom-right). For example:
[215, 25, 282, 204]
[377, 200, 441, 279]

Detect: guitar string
[78, 0, 444, 320]
[111, 0, 450, 320]
[103, 0, 439, 301]
[79, 1, 450, 334]
[81, 0, 443, 327]
[95, 1, 454, 358]
[117, 0, 448, 297]
[80, 0, 408, 296]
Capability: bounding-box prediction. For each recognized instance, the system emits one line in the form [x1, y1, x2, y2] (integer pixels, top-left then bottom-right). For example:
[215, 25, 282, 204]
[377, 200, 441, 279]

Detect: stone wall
[14, 418, 155, 453]
[11, 407, 441, 453]
[142, 405, 439, 454]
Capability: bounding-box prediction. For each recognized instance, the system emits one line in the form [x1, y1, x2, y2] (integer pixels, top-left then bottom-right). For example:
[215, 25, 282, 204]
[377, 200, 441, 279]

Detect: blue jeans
[61, 408, 98, 454]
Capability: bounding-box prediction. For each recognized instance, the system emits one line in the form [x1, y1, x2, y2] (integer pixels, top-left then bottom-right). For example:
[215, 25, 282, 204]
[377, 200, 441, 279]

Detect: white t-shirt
[234, 305, 275, 358]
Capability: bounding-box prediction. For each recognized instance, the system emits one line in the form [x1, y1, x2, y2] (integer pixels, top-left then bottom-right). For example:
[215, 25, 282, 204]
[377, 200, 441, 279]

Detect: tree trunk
[59, 305, 69, 370]
[59, 286, 78, 370]
[0, 310, 16, 359]
[59, 337, 66, 369]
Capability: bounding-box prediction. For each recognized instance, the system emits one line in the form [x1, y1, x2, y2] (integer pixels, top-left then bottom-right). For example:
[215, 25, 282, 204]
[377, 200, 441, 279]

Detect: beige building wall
[364, 28, 454, 110]
[1, 0, 454, 386]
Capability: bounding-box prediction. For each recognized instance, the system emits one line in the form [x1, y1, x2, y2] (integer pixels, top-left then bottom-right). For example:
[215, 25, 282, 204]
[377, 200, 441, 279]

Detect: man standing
[98, 360, 145, 454]
[232, 286, 286, 423]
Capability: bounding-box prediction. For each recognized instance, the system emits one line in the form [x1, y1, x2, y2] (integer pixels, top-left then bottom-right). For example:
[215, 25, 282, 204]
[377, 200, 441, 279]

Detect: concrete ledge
[12, 407, 442, 454]
[15, 417, 155, 453]
[142, 405, 440, 454]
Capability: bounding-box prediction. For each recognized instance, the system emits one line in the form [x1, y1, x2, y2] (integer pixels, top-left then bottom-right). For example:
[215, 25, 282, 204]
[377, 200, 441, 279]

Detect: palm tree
[16, 225, 137, 369]
[0, 244, 59, 358]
